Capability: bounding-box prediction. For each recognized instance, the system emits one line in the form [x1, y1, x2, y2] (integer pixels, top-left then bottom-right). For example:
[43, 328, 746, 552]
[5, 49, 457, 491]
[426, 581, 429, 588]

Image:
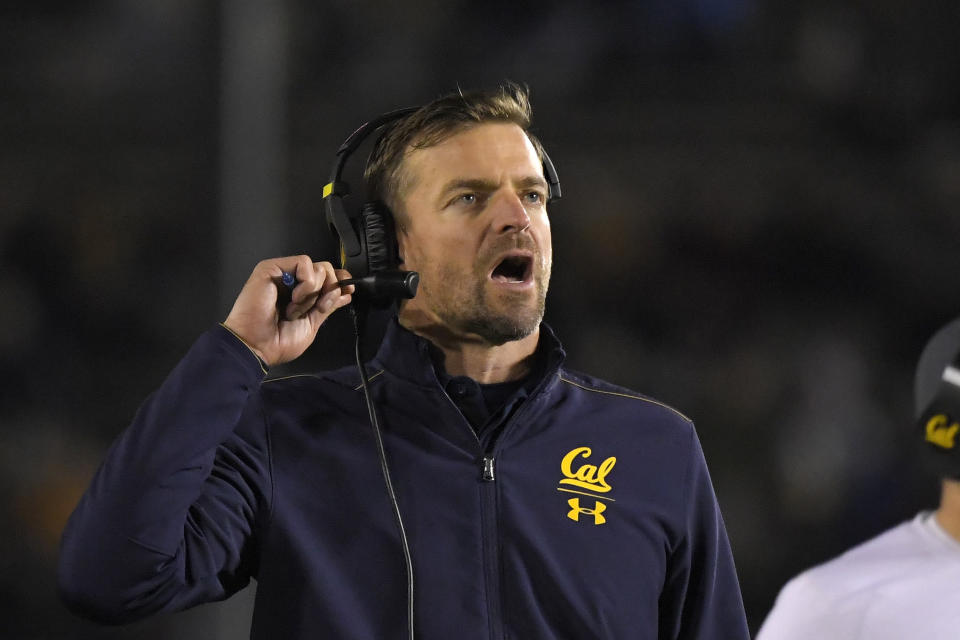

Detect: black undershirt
[430, 346, 541, 440]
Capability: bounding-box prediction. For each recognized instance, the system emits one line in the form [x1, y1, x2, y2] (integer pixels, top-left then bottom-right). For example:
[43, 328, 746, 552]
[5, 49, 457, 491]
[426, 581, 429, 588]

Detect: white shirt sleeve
[757, 514, 960, 640]
[756, 570, 867, 640]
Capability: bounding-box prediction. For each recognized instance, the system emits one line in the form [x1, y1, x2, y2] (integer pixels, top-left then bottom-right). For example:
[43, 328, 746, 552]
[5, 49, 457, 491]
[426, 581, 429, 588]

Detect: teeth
[493, 276, 525, 284]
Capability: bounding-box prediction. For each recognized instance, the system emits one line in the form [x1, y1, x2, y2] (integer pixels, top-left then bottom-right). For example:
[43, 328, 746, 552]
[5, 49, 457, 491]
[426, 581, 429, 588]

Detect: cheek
[541, 248, 553, 275]
[421, 228, 477, 261]
[398, 233, 453, 275]
[397, 231, 431, 270]
[538, 221, 553, 263]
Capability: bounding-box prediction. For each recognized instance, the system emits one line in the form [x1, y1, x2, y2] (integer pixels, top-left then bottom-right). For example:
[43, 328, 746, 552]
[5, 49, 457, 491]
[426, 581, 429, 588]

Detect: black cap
[915, 317, 960, 419]
[914, 317, 960, 479]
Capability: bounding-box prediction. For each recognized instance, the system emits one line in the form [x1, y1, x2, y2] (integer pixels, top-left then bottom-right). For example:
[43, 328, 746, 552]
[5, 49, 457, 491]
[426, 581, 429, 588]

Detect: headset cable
[351, 305, 415, 640]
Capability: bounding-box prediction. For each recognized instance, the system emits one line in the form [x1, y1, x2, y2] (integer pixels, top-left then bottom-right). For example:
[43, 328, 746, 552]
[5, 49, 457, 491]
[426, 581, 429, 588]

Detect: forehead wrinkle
[440, 172, 547, 195]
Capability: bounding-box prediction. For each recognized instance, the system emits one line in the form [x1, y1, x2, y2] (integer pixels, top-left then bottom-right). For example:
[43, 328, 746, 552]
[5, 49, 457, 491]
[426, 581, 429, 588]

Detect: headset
[323, 107, 562, 307]
[917, 352, 960, 479]
[321, 106, 562, 639]
[323, 108, 420, 307]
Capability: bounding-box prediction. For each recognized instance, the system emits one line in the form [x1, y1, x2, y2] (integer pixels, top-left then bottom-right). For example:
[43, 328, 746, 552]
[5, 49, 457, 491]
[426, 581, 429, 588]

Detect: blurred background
[3, 0, 960, 637]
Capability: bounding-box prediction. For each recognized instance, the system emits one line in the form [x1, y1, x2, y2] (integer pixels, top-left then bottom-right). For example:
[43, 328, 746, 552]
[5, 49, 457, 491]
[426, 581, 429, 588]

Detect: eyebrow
[437, 175, 549, 202]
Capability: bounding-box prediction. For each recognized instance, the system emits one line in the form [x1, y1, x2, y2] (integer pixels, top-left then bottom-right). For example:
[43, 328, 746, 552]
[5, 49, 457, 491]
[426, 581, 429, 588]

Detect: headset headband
[322, 108, 416, 260]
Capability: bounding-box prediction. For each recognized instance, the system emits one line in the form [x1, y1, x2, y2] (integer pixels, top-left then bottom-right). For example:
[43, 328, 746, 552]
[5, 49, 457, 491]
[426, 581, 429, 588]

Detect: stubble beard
[431, 259, 550, 346]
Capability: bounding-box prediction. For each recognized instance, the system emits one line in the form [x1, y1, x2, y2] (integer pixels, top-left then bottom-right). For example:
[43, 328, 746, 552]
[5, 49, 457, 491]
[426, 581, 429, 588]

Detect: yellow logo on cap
[926, 414, 960, 450]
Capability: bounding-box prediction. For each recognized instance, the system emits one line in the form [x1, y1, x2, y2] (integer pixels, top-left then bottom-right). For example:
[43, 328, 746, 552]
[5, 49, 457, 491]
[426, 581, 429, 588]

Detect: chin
[463, 309, 543, 346]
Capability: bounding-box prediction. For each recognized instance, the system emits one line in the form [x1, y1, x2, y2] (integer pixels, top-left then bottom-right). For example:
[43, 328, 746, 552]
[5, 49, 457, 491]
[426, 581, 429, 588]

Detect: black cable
[351, 306, 415, 640]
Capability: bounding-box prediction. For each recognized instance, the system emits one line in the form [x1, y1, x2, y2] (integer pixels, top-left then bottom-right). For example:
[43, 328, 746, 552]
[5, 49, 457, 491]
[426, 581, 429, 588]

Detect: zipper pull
[482, 456, 496, 482]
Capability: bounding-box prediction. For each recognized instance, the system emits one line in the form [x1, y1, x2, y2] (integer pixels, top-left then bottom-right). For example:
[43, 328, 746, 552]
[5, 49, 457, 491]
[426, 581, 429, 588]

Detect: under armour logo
[567, 498, 606, 525]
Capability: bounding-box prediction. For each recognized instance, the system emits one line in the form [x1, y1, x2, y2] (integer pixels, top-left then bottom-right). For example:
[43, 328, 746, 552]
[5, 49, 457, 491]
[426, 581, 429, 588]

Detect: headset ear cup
[360, 201, 397, 276]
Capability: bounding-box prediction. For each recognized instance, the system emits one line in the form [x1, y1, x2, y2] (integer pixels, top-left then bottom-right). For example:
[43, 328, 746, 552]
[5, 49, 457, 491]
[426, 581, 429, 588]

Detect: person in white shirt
[757, 317, 960, 640]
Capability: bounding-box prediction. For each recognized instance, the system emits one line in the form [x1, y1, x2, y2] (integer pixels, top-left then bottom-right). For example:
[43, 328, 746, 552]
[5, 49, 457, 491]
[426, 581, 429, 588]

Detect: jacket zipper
[480, 459, 502, 640]
[478, 399, 539, 640]
[482, 456, 496, 481]
[440, 385, 543, 640]
[476, 396, 543, 640]
[436, 389, 504, 638]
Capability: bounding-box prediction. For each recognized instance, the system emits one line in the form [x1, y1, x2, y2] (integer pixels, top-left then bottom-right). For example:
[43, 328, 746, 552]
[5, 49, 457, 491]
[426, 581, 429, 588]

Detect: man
[58, 84, 748, 639]
[757, 317, 960, 639]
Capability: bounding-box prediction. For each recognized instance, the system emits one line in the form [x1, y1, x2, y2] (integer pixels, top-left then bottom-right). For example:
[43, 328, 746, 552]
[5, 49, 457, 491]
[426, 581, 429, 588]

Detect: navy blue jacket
[58, 320, 749, 639]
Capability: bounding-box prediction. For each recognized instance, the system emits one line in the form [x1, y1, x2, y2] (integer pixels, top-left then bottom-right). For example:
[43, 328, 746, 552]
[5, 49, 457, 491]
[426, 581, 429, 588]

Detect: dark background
[4, 1, 960, 637]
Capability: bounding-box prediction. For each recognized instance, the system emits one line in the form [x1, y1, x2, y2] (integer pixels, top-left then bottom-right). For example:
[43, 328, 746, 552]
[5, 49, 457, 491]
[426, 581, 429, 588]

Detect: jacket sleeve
[659, 427, 750, 640]
[57, 325, 273, 625]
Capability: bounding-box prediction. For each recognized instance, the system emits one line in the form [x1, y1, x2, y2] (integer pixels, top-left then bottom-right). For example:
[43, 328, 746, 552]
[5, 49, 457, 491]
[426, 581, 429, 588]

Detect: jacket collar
[372, 317, 566, 392]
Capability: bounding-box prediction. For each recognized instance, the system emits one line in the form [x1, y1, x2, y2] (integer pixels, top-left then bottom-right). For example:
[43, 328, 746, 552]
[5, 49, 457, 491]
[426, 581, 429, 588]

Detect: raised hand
[223, 256, 354, 366]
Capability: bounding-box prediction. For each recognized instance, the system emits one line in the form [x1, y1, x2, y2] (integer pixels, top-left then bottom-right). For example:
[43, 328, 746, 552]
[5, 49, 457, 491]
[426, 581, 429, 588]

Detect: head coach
[58, 83, 749, 640]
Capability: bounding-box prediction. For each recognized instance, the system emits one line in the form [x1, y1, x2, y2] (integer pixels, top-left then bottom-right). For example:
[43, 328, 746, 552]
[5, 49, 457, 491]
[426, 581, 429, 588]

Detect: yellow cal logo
[559, 446, 616, 493]
[926, 414, 960, 450]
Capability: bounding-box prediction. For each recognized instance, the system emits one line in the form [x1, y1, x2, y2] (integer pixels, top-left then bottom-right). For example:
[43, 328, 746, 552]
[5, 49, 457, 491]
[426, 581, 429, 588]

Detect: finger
[286, 260, 334, 320]
[260, 255, 312, 283]
[257, 256, 310, 321]
[287, 263, 346, 320]
[334, 268, 355, 296]
[289, 263, 349, 321]
[275, 260, 350, 321]
[304, 289, 352, 328]
[297, 287, 342, 325]
[317, 262, 345, 298]
[291, 260, 347, 303]
[285, 256, 324, 304]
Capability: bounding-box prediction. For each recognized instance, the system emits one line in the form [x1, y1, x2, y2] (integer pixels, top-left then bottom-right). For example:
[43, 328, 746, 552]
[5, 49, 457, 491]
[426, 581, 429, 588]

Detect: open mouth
[490, 253, 533, 284]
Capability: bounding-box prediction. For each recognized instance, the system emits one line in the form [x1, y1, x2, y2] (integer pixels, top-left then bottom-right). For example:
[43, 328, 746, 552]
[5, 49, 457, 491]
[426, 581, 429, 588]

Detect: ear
[395, 225, 408, 265]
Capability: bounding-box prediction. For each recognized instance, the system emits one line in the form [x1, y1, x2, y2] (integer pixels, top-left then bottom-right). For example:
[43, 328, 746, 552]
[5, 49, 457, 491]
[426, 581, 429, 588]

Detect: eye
[448, 192, 483, 209]
[523, 190, 545, 205]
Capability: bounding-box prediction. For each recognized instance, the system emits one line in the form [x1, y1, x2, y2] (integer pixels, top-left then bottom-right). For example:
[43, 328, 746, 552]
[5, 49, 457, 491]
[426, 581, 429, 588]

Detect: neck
[935, 479, 960, 543]
[398, 310, 540, 384]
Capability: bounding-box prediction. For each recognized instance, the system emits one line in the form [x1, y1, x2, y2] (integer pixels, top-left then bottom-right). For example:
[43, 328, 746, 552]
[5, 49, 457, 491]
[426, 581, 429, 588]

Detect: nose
[491, 191, 531, 234]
